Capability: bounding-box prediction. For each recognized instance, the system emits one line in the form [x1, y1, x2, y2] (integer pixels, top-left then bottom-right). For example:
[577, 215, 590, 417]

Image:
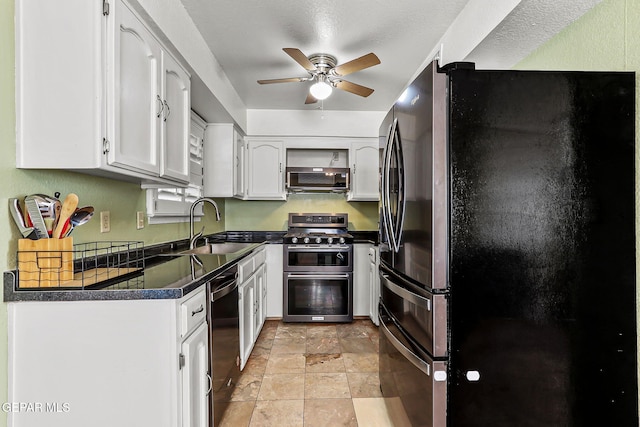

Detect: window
[145, 112, 206, 224]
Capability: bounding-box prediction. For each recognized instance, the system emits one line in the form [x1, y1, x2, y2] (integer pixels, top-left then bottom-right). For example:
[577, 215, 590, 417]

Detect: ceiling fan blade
[335, 80, 375, 97]
[305, 93, 318, 104]
[283, 48, 316, 72]
[333, 53, 380, 76]
[257, 77, 306, 84]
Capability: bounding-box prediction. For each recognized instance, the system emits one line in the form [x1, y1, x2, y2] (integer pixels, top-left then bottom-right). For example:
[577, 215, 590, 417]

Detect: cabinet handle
[206, 373, 213, 395]
[156, 95, 164, 118]
[191, 304, 204, 316]
[163, 100, 170, 122]
[279, 162, 282, 173]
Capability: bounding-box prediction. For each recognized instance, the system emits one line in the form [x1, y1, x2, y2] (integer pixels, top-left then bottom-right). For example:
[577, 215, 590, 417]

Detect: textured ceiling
[180, 0, 601, 112]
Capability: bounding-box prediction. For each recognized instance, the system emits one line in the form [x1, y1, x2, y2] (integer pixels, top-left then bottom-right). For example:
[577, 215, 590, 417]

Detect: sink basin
[180, 242, 256, 255]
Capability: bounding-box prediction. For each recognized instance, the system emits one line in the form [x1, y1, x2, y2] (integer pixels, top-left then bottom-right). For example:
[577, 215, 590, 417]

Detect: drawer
[180, 288, 207, 337]
[237, 256, 254, 284]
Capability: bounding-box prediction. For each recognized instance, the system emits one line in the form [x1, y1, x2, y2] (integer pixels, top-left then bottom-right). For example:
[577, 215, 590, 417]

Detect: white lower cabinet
[368, 245, 380, 325]
[237, 246, 267, 370]
[265, 244, 284, 318]
[353, 243, 372, 317]
[181, 322, 210, 427]
[7, 287, 208, 427]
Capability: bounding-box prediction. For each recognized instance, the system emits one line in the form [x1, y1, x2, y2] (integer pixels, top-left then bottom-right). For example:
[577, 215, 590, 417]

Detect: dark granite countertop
[3, 230, 377, 303]
[4, 240, 265, 302]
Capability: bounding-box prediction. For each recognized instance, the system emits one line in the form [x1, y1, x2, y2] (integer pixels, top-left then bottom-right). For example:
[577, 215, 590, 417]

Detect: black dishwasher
[207, 263, 239, 425]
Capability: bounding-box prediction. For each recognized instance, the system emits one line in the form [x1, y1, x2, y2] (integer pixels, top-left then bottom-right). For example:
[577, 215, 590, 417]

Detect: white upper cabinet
[246, 139, 286, 200]
[202, 124, 245, 199]
[16, 0, 191, 185]
[348, 140, 380, 201]
[160, 52, 191, 183]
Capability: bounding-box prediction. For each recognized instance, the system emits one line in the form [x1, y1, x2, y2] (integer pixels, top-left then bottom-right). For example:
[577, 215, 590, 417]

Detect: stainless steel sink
[179, 242, 256, 255]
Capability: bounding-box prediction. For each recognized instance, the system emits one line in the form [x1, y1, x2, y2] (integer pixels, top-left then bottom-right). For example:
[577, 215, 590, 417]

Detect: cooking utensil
[9, 198, 37, 239]
[24, 196, 49, 239]
[63, 206, 94, 237]
[53, 193, 79, 239]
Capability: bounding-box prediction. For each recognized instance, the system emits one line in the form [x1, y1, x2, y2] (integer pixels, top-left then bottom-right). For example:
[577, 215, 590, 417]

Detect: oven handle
[286, 273, 350, 279]
[380, 313, 431, 376]
[380, 273, 431, 311]
[286, 246, 351, 251]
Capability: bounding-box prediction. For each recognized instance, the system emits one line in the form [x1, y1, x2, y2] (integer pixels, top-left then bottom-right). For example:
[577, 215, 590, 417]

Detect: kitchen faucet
[189, 197, 221, 249]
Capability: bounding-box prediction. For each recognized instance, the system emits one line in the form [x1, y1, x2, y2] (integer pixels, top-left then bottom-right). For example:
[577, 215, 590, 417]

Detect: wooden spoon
[53, 193, 79, 239]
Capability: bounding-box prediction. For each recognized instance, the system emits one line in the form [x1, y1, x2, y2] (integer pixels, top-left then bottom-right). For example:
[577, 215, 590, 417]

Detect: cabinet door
[353, 244, 372, 317]
[110, 0, 160, 175]
[233, 131, 247, 199]
[181, 322, 210, 427]
[160, 51, 191, 183]
[348, 141, 380, 201]
[254, 264, 266, 336]
[239, 277, 255, 370]
[246, 139, 285, 200]
[368, 245, 380, 325]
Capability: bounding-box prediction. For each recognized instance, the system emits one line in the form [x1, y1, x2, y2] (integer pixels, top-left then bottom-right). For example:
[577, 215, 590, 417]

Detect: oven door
[283, 273, 353, 322]
[284, 245, 352, 273]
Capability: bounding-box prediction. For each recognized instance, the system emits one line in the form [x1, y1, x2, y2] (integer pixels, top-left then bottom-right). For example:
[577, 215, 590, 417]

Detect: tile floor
[215, 319, 399, 426]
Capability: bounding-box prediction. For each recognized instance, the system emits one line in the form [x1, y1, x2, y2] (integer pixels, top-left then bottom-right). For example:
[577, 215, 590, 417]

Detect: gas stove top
[284, 213, 353, 245]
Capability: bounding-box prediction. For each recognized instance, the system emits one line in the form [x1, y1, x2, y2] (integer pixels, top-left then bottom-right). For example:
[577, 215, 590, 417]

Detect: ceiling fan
[257, 48, 381, 104]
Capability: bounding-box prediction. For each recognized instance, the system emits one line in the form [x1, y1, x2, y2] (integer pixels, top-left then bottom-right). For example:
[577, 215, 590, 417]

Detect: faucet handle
[190, 226, 205, 249]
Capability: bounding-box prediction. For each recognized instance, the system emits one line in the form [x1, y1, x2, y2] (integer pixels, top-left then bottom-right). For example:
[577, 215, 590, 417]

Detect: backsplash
[225, 193, 379, 231]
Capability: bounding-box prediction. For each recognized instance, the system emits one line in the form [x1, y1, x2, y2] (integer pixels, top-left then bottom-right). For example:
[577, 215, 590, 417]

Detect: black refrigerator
[378, 60, 637, 427]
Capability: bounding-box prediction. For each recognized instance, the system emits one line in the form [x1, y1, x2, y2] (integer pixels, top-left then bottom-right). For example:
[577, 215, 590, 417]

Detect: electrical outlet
[100, 211, 111, 233]
[136, 211, 145, 230]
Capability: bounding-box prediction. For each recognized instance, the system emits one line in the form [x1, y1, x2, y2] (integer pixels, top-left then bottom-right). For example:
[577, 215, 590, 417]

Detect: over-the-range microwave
[285, 167, 350, 193]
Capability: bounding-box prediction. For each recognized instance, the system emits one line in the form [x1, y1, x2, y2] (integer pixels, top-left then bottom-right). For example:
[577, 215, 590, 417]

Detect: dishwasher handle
[211, 273, 238, 302]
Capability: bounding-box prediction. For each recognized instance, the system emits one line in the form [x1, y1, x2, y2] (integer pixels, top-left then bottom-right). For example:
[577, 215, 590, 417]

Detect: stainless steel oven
[282, 213, 354, 323]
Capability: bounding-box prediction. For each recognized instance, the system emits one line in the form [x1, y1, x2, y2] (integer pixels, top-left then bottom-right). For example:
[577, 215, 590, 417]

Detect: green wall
[514, 0, 640, 415]
[226, 194, 379, 231]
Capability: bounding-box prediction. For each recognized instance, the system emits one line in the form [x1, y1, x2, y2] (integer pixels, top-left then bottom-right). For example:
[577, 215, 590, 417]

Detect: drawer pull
[191, 305, 204, 316]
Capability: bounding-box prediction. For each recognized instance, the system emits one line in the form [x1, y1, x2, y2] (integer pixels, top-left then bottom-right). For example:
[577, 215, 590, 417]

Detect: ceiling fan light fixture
[310, 77, 332, 100]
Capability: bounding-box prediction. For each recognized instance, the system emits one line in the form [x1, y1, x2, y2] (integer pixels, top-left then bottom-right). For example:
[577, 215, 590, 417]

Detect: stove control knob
[315, 237, 322, 244]
[291, 237, 298, 244]
[327, 237, 334, 244]
[339, 237, 345, 244]
[303, 237, 310, 244]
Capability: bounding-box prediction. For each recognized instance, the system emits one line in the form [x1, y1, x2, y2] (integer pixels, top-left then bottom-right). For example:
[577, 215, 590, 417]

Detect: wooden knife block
[17, 238, 74, 288]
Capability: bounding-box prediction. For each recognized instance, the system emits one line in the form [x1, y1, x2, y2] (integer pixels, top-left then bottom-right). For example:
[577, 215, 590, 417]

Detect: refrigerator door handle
[380, 273, 432, 311]
[382, 119, 396, 251]
[393, 119, 407, 253]
[380, 314, 431, 376]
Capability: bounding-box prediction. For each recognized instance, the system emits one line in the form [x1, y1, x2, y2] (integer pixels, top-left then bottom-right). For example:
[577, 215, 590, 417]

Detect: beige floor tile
[343, 353, 379, 373]
[243, 354, 269, 376]
[306, 324, 338, 339]
[303, 398, 357, 427]
[306, 336, 341, 354]
[230, 374, 262, 401]
[216, 401, 255, 427]
[272, 337, 307, 354]
[339, 337, 378, 354]
[305, 372, 351, 399]
[250, 400, 304, 427]
[347, 372, 382, 398]
[337, 320, 378, 339]
[352, 397, 407, 427]
[266, 353, 306, 374]
[305, 353, 345, 373]
[276, 324, 308, 339]
[258, 373, 305, 400]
